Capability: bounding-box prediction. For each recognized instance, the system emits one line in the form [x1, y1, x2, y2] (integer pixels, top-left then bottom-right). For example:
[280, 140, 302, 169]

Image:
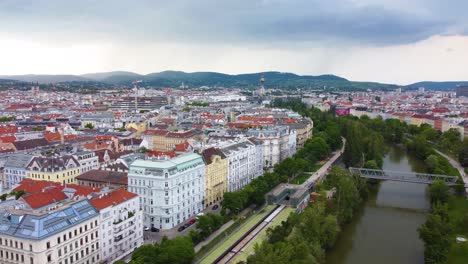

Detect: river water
[326, 145, 430, 264]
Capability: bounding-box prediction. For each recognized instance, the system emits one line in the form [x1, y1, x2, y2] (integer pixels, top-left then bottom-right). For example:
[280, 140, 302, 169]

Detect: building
[26, 155, 81, 184]
[109, 96, 168, 112]
[3, 154, 34, 189]
[0, 198, 100, 264]
[287, 118, 313, 149]
[90, 188, 143, 264]
[219, 139, 261, 192]
[141, 130, 197, 151]
[201, 148, 228, 206]
[128, 153, 205, 230]
[73, 151, 99, 174]
[247, 126, 296, 168]
[76, 169, 128, 189]
[456, 85, 468, 98]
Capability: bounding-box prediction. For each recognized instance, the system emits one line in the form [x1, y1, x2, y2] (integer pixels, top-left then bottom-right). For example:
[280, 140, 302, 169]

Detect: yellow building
[202, 148, 228, 206]
[26, 156, 81, 184]
[142, 129, 197, 151]
[125, 120, 148, 137]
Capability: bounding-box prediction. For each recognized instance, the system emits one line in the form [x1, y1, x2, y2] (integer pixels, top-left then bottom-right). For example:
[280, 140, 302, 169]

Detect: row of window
[54, 220, 99, 247]
[0, 238, 24, 249]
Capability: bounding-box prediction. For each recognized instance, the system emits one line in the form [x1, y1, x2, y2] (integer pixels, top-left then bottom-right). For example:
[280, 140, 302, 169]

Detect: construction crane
[132, 80, 143, 113]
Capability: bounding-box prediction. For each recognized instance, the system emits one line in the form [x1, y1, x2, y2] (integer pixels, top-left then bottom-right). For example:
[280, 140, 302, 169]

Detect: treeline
[418, 180, 468, 264]
[246, 167, 367, 263]
[221, 100, 342, 215]
[0, 116, 15, 122]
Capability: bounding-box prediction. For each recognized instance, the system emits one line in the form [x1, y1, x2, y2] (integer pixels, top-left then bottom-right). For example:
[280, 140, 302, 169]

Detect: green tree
[425, 154, 440, 173]
[428, 180, 450, 204]
[130, 236, 194, 264]
[84, 123, 94, 129]
[458, 139, 468, 167]
[418, 205, 452, 264]
[221, 191, 247, 214]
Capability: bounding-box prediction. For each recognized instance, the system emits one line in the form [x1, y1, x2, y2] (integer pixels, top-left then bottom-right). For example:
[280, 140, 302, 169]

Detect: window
[47, 254, 52, 262]
[58, 249, 61, 257]
[46, 242, 50, 249]
[31, 257, 34, 264]
[57, 237, 61, 244]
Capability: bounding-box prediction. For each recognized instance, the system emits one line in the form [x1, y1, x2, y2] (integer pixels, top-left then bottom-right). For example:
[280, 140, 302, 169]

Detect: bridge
[349, 167, 459, 185]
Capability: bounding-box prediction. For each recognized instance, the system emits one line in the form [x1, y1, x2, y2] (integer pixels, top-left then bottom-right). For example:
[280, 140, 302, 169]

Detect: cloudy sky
[1, 0, 467, 84]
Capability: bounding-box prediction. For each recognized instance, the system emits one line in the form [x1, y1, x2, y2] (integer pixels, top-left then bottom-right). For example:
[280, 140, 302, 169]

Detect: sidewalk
[435, 149, 468, 194]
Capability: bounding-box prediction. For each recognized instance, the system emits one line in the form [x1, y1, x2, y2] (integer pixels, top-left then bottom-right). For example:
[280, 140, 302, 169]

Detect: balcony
[113, 221, 135, 236]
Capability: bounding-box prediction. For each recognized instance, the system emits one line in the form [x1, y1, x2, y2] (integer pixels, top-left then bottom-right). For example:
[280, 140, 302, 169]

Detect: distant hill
[406, 81, 468, 91]
[81, 71, 143, 83]
[0, 74, 90, 83]
[0, 70, 399, 91]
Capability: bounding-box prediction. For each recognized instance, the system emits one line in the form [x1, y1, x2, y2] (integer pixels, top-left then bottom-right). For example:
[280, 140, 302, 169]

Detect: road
[434, 149, 468, 194]
[302, 137, 346, 188]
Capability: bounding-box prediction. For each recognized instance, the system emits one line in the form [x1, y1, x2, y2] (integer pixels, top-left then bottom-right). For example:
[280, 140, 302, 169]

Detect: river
[326, 145, 430, 264]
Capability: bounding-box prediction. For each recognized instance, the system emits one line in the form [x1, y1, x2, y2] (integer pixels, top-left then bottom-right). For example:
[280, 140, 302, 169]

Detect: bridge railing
[349, 167, 458, 185]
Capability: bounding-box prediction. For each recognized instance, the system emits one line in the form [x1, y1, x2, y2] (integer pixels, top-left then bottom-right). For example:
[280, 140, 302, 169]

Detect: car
[177, 226, 186, 232]
[183, 223, 191, 228]
[212, 204, 219, 210]
[196, 212, 204, 218]
[151, 227, 159, 232]
[144, 226, 150, 231]
[188, 218, 197, 225]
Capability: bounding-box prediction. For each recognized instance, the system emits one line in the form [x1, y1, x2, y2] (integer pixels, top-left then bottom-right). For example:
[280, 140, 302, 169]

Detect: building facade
[3, 154, 34, 189]
[25, 156, 81, 184]
[0, 198, 100, 264]
[90, 188, 143, 264]
[220, 139, 260, 192]
[201, 148, 228, 206]
[73, 151, 99, 174]
[128, 153, 205, 230]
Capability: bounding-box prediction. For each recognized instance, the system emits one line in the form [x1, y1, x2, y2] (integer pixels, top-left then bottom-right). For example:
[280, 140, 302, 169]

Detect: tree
[458, 139, 468, 167]
[428, 180, 450, 204]
[221, 191, 247, 214]
[375, 96, 381, 102]
[425, 154, 439, 173]
[418, 204, 452, 264]
[130, 236, 194, 264]
[84, 123, 94, 129]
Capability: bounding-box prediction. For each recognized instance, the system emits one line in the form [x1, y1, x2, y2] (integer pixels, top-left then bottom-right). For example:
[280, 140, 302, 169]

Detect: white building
[0, 198, 100, 264]
[247, 126, 296, 168]
[3, 154, 35, 189]
[219, 139, 261, 192]
[128, 153, 205, 230]
[90, 188, 143, 264]
[74, 151, 99, 174]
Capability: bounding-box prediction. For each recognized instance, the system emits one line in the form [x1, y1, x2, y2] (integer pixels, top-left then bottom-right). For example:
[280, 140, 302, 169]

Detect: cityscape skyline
[1, 0, 468, 84]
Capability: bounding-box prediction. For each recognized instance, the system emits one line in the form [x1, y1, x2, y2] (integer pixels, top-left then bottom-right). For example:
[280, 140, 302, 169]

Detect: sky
[1, 0, 468, 84]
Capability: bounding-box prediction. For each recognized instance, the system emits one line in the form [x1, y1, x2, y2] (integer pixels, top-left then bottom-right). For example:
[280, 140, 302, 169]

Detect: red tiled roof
[175, 141, 191, 152]
[147, 150, 178, 158]
[0, 135, 16, 143]
[76, 169, 127, 185]
[15, 179, 99, 209]
[89, 188, 137, 210]
[0, 125, 18, 134]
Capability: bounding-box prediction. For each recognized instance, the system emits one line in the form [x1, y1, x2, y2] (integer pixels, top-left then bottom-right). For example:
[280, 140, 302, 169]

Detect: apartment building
[73, 151, 99, 174]
[25, 155, 81, 184]
[0, 198, 100, 264]
[3, 154, 34, 189]
[90, 188, 143, 264]
[128, 153, 205, 230]
[201, 148, 228, 206]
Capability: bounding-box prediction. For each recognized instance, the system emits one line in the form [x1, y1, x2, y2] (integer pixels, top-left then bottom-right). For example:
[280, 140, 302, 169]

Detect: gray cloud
[1, 0, 467, 45]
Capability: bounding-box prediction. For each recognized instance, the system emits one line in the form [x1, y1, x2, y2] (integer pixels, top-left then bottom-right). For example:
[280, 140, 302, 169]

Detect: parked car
[177, 225, 186, 232]
[144, 226, 150, 231]
[212, 204, 219, 210]
[188, 218, 197, 225]
[196, 212, 204, 218]
[151, 227, 159, 232]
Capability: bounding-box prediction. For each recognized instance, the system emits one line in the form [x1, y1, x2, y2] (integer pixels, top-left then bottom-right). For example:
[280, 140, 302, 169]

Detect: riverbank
[326, 145, 429, 264]
[447, 195, 468, 263]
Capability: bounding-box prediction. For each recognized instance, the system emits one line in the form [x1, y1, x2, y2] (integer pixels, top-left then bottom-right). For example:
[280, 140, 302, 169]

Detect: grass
[231, 207, 294, 263]
[198, 205, 276, 264]
[447, 195, 468, 264]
